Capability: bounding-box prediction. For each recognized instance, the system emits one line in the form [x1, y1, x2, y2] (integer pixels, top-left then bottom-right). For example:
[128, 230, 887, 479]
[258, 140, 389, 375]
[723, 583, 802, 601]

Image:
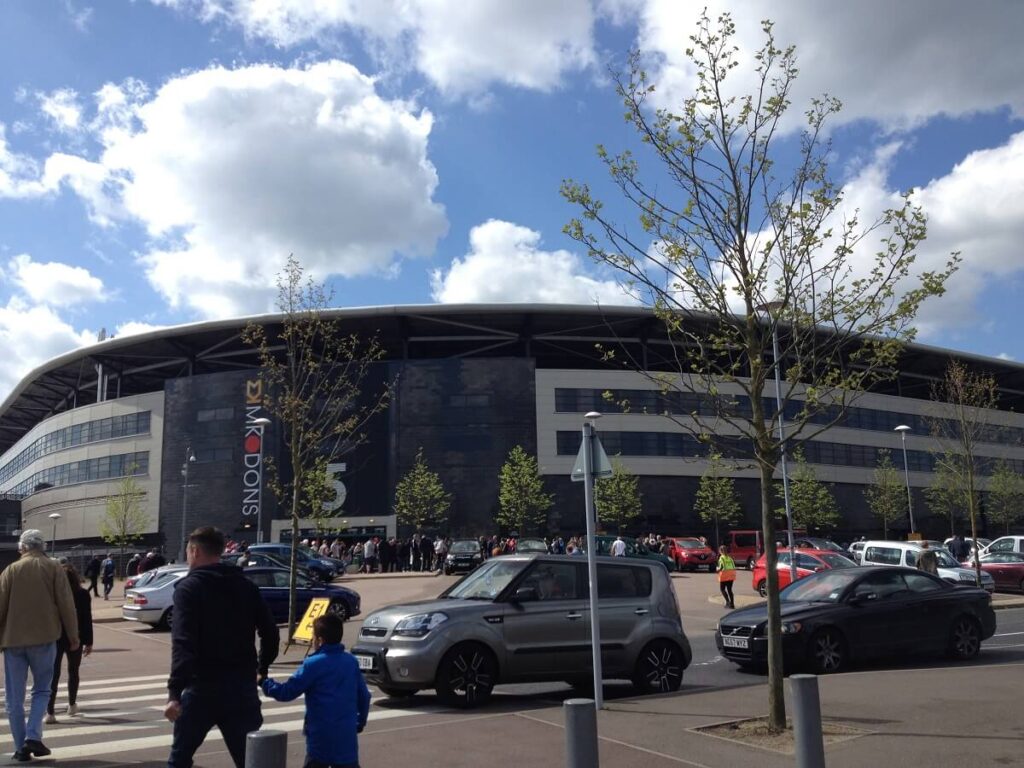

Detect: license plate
[722, 636, 749, 649]
[355, 654, 374, 671]
[125, 595, 135, 605]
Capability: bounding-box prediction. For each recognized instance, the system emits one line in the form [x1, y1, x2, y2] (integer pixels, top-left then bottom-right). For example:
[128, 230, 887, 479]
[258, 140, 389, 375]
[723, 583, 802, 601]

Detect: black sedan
[716, 566, 996, 674]
[242, 567, 361, 623]
[443, 539, 484, 574]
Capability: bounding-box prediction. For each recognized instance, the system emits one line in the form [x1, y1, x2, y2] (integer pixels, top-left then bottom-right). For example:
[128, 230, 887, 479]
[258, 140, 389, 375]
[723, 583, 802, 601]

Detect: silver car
[351, 554, 692, 707]
[122, 565, 189, 629]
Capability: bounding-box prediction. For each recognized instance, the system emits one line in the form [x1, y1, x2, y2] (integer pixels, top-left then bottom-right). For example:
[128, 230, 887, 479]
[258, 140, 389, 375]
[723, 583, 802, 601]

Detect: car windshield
[446, 559, 525, 600]
[517, 540, 548, 552]
[450, 540, 478, 554]
[780, 570, 858, 603]
[677, 540, 703, 549]
[819, 553, 856, 569]
[932, 550, 960, 568]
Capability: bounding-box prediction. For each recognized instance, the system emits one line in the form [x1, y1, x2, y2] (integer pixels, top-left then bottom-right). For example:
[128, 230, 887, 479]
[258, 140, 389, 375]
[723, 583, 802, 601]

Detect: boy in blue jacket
[261, 613, 371, 768]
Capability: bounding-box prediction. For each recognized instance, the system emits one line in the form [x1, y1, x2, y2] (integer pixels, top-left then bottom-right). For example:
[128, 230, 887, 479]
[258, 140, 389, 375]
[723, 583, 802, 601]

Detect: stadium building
[1, 304, 1023, 559]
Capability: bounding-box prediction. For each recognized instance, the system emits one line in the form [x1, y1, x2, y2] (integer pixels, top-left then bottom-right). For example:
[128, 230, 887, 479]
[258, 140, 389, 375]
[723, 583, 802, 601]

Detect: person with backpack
[101, 555, 115, 601]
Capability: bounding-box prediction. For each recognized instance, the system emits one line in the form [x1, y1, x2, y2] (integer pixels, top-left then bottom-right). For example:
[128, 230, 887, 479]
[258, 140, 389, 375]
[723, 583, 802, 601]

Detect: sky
[1, 0, 1023, 401]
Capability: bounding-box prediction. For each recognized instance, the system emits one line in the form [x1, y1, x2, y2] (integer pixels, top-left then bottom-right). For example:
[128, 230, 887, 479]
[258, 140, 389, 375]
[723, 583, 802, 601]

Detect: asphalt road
[3, 572, 1021, 766]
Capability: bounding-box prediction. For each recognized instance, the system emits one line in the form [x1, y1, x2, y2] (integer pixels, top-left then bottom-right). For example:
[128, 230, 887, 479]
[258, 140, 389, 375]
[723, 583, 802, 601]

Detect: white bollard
[789, 674, 826, 768]
[245, 729, 287, 768]
[564, 698, 599, 768]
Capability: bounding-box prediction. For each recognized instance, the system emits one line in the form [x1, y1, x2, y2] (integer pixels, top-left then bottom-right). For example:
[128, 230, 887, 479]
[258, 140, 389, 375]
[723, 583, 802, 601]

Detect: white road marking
[992, 631, 1024, 637]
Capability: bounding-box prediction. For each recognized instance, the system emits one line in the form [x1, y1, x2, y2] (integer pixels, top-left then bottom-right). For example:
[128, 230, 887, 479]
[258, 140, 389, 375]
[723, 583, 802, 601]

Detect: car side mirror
[513, 587, 539, 603]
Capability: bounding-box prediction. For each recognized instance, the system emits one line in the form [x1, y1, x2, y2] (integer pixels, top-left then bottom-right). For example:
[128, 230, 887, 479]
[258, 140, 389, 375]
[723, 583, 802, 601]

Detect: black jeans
[47, 639, 83, 714]
[719, 580, 735, 607]
[167, 683, 262, 768]
[88, 577, 99, 597]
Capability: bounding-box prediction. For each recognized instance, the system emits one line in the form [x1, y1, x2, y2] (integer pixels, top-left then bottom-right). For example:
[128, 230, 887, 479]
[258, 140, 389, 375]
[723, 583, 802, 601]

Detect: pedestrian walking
[610, 536, 626, 557]
[0, 529, 80, 762]
[47, 560, 93, 723]
[717, 545, 736, 609]
[261, 613, 370, 768]
[419, 535, 434, 572]
[101, 554, 115, 600]
[362, 538, 377, 574]
[411, 534, 422, 572]
[949, 533, 970, 562]
[164, 527, 279, 768]
[126, 553, 142, 577]
[84, 555, 101, 598]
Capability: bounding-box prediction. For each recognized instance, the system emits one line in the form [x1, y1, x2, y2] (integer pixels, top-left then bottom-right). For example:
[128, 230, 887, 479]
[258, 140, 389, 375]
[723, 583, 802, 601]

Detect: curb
[335, 571, 442, 582]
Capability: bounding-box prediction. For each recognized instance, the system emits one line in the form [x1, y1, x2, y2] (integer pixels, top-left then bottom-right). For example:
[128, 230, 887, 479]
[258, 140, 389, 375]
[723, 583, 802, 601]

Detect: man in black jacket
[164, 527, 278, 768]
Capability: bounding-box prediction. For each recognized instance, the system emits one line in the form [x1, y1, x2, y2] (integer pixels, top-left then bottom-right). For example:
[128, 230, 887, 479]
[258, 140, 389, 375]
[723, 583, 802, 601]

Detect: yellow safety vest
[717, 554, 736, 582]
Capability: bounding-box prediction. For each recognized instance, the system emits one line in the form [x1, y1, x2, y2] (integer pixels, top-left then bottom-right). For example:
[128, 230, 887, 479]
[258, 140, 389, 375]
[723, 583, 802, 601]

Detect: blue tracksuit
[261, 643, 370, 765]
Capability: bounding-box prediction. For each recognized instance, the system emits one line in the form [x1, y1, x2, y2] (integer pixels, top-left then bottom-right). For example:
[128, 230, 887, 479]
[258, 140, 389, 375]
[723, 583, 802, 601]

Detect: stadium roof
[2, 303, 1023, 454]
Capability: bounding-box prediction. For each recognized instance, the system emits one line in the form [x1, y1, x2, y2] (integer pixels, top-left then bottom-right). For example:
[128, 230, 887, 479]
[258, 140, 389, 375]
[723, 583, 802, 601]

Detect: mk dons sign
[242, 379, 267, 522]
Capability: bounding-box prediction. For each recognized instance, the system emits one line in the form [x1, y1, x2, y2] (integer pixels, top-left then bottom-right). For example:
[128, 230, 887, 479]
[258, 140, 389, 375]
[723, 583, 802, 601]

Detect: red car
[962, 552, 1024, 592]
[751, 548, 857, 597]
[664, 537, 716, 572]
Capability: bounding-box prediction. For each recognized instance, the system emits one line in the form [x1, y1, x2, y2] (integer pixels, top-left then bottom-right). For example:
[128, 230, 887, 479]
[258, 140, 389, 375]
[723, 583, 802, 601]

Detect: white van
[979, 536, 1024, 557]
[860, 541, 995, 592]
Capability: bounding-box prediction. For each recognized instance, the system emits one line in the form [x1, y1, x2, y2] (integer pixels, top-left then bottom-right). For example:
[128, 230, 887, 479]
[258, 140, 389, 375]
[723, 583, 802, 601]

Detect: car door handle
[634, 609, 649, 615]
[565, 612, 583, 620]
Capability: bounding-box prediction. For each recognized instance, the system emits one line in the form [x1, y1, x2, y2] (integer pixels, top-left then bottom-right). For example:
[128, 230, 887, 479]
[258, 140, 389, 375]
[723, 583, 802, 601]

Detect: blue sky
[1, 0, 1023, 399]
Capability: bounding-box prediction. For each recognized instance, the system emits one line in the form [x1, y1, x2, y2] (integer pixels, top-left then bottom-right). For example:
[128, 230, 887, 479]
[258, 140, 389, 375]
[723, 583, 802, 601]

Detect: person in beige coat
[0, 529, 79, 762]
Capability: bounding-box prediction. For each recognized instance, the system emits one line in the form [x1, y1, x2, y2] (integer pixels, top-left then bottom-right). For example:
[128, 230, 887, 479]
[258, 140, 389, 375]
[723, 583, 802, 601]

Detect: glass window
[271, 572, 290, 588]
[903, 572, 943, 593]
[795, 554, 823, 570]
[597, 565, 652, 598]
[864, 546, 901, 566]
[447, 559, 524, 601]
[245, 572, 273, 588]
[518, 562, 581, 601]
[852, 571, 909, 600]
[990, 538, 1015, 552]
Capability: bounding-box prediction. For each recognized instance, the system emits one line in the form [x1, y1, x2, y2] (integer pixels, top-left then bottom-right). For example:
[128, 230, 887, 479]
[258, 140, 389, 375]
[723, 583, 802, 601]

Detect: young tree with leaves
[497, 446, 553, 535]
[100, 471, 149, 576]
[393, 448, 451, 531]
[301, 456, 340, 536]
[694, 452, 742, 547]
[987, 461, 1024, 534]
[243, 256, 391, 635]
[561, 13, 957, 730]
[929, 361, 997, 585]
[595, 457, 643, 533]
[777, 450, 839, 531]
[864, 449, 906, 539]
[924, 453, 971, 538]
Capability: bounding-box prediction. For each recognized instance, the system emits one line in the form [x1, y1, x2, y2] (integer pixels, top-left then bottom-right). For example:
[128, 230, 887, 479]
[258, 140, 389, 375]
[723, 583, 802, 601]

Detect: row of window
[554, 431, 1024, 475]
[197, 408, 234, 422]
[5, 452, 149, 498]
[554, 388, 1024, 447]
[0, 412, 151, 487]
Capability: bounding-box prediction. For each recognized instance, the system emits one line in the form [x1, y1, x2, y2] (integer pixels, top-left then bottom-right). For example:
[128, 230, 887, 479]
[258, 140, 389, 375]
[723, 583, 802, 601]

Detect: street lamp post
[48, 512, 61, 556]
[895, 425, 915, 534]
[251, 417, 272, 544]
[757, 302, 797, 583]
[581, 411, 604, 710]
[179, 445, 196, 562]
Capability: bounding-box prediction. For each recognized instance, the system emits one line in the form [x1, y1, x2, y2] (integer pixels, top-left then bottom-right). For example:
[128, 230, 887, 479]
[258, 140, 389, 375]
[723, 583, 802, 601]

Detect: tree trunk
[758, 461, 785, 732]
[967, 477, 982, 587]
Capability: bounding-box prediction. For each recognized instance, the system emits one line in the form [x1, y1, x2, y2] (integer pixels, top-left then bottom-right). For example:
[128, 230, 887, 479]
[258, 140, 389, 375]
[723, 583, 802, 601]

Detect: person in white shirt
[610, 536, 626, 557]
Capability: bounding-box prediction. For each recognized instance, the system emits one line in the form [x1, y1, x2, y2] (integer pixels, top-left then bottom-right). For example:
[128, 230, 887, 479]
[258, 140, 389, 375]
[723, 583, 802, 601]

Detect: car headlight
[781, 621, 803, 634]
[473, 553, 482, 560]
[393, 612, 449, 638]
[446, 554, 455, 561]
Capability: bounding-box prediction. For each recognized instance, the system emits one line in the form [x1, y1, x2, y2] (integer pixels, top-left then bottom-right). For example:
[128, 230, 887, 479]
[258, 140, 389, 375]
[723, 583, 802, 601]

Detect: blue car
[243, 567, 360, 623]
[247, 543, 337, 582]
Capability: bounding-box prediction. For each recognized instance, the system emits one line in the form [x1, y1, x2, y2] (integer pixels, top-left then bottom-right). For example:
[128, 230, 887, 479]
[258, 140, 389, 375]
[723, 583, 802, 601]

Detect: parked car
[247, 543, 336, 582]
[725, 530, 763, 570]
[848, 541, 866, 564]
[124, 564, 176, 592]
[751, 549, 858, 597]
[664, 537, 716, 572]
[352, 554, 692, 706]
[223, 550, 314, 580]
[590, 535, 674, 570]
[859, 541, 995, 592]
[515, 538, 550, 554]
[944, 537, 991, 559]
[979, 536, 1024, 557]
[242, 567, 361, 623]
[962, 552, 1024, 592]
[122, 565, 190, 628]
[791, 537, 854, 560]
[716, 566, 997, 674]
[443, 539, 485, 575]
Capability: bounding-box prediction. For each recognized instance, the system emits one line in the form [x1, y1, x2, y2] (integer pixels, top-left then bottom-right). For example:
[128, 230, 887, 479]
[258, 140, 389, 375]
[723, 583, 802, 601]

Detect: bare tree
[243, 256, 391, 635]
[562, 12, 957, 730]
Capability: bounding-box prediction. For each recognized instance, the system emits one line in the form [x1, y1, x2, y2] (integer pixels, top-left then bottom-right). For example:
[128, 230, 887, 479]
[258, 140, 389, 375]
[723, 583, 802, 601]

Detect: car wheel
[756, 580, 767, 598]
[378, 685, 419, 699]
[160, 607, 173, 631]
[435, 644, 496, 709]
[632, 639, 684, 694]
[327, 600, 349, 622]
[746, 557, 756, 570]
[948, 616, 981, 660]
[807, 628, 846, 674]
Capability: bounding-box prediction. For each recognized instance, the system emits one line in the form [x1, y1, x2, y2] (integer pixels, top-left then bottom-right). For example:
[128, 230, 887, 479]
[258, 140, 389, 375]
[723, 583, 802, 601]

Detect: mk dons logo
[242, 379, 266, 521]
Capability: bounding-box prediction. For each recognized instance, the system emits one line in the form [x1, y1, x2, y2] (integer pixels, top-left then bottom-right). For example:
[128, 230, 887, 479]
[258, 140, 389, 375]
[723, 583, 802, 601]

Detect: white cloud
[431, 219, 637, 305]
[113, 321, 166, 338]
[632, 0, 1024, 132]
[0, 297, 95, 400]
[38, 88, 83, 132]
[998, 352, 1014, 361]
[150, 0, 596, 97]
[9, 254, 106, 306]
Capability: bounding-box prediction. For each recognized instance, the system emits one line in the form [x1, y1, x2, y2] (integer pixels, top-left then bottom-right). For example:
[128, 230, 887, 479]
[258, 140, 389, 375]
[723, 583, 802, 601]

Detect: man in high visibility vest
[717, 545, 736, 609]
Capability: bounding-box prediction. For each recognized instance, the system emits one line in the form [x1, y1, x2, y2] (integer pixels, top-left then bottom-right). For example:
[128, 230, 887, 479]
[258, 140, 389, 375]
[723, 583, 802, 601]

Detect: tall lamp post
[251, 417, 271, 543]
[581, 411, 604, 710]
[756, 302, 796, 583]
[48, 512, 61, 556]
[179, 445, 196, 562]
[894, 425, 915, 535]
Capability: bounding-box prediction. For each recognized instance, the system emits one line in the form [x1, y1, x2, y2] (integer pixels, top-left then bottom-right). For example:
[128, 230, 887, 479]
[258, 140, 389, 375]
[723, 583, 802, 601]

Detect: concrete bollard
[245, 729, 287, 768]
[789, 674, 826, 768]
[564, 698, 599, 768]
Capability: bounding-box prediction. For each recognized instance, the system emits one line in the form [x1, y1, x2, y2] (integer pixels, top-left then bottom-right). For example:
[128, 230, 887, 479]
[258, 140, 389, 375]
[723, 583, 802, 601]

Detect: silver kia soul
[351, 554, 692, 707]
